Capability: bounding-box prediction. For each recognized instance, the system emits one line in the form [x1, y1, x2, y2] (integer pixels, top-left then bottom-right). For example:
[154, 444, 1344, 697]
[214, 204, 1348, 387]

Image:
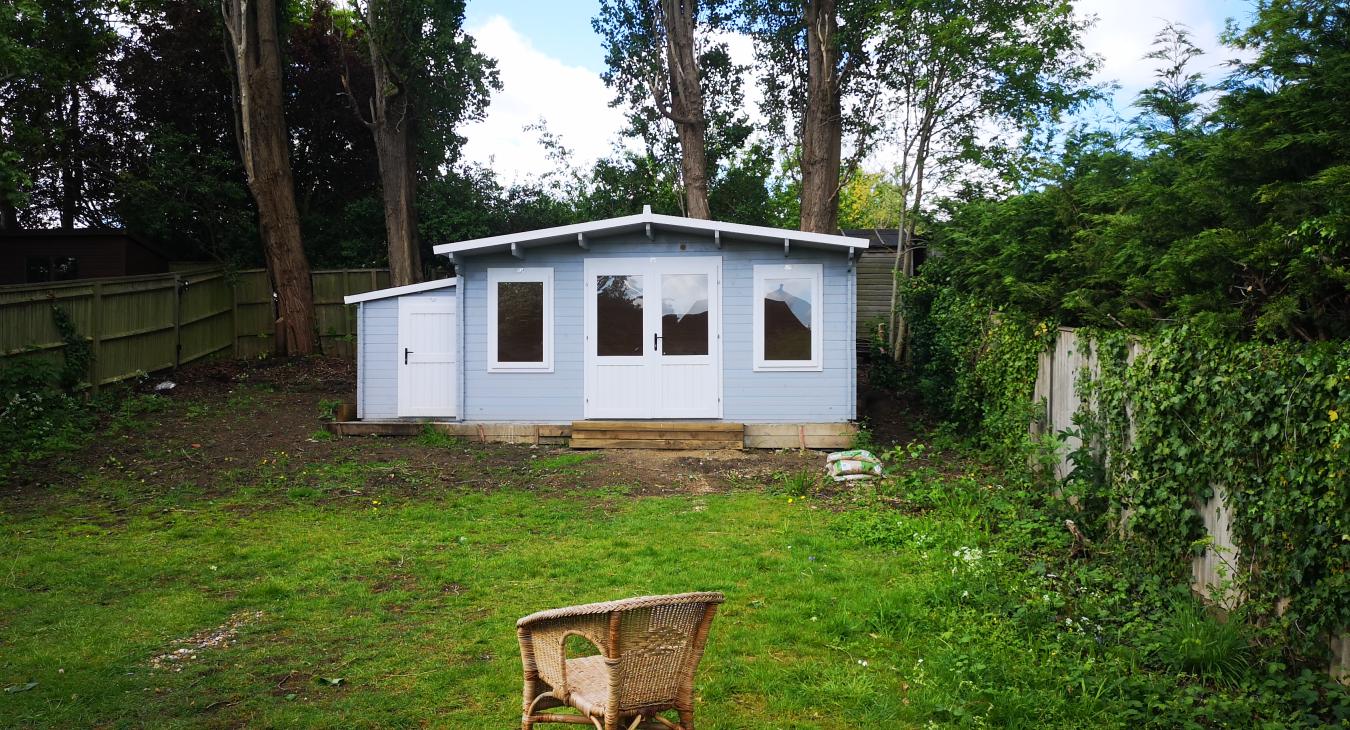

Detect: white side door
[582, 257, 721, 419]
[397, 296, 457, 418]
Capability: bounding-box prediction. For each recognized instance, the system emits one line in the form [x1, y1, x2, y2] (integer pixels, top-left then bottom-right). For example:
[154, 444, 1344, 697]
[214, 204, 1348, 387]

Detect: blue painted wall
[357, 288, 456, 420]
[458, 231, 855, 423]
[357, 231, 857, 422]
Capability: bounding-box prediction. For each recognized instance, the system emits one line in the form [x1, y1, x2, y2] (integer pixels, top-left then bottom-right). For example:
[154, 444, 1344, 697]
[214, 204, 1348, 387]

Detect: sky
[459, 0, 1260, 182]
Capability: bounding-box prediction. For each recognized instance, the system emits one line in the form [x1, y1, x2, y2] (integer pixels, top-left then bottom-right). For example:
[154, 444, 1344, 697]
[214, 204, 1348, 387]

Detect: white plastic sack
[825, 449, 883, 482]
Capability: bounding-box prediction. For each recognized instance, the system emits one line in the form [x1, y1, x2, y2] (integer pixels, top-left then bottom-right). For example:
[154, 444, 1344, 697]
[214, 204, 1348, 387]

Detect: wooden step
[570, 421, 745, 450]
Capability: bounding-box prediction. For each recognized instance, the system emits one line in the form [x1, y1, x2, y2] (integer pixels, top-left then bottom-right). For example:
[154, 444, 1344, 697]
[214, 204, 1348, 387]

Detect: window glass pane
[596, 274, 643, 356]
[661, 273, 708, 355]
[763, 278, 813, 361]
[25, 257, 51, 283]
[53, 257, 78, 281]
[497, 281, 544, 362]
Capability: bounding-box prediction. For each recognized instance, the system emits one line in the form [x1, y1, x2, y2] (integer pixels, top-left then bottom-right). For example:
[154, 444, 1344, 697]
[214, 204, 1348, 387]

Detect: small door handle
[653, 333, 662, 352]
[404, 348, 411, 365]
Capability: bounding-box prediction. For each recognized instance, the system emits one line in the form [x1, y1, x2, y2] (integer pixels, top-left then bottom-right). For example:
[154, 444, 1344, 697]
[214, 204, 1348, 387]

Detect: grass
[0, 464, 1122, 728]
[1, 392, 1345, 727]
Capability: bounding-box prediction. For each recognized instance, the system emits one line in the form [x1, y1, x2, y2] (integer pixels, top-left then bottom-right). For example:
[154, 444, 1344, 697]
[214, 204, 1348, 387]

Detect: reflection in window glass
[53, 257, 78, 281]
[661, 274, 708, 355]
[763, 278, 813, 361]
[596, 275, 643, 356]
[496, 281, 544, 362]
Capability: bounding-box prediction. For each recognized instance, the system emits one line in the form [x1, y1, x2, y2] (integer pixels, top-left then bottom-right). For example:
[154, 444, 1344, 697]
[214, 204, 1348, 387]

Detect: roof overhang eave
[430, 212, 868, 259]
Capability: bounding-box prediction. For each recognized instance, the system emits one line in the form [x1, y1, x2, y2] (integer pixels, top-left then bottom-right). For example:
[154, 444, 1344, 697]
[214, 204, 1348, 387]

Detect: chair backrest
[608, 593, 723, 712]
[517, 592, 725, 713]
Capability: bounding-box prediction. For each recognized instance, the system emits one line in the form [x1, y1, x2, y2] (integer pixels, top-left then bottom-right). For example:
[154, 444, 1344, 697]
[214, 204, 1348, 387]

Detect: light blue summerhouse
[343, 209, 867, 441]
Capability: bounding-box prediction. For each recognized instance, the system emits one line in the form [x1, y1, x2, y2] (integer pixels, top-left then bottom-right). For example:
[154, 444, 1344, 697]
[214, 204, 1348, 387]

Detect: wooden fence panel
[232, 268, 390, 359]
[232, 270, 275, 359]
[1, 266, 387, 385]
[178, 271, 234, 366]
[0, 282, 93, 373]
[95, 277, 178, 384]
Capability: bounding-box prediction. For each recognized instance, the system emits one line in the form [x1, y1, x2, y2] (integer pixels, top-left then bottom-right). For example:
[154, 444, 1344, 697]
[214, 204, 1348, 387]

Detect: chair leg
[678, 710, 694, 730]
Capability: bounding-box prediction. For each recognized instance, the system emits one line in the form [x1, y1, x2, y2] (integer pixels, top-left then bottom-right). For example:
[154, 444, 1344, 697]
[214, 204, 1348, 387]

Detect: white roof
[343, 278, 456, 305]
[431, 208, 869, 258]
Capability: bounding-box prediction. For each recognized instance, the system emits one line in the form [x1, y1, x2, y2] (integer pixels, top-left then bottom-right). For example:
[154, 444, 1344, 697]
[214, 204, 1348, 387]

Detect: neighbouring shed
[0, 229, 172, 285]
[842, 228, 929, 349]
[342, 210, 869, 447]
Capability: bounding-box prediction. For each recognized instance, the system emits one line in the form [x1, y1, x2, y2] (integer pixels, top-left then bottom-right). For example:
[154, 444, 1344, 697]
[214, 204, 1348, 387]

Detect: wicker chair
[516, 592, 724, 730]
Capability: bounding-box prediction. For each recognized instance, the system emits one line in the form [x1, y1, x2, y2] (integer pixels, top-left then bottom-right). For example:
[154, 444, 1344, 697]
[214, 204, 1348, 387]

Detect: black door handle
[652, 333, 662, 352]
[404, 348, 411, 364]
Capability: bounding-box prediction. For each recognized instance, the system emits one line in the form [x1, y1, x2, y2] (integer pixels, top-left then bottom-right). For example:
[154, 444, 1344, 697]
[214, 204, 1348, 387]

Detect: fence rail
[0, 267, 390, 389]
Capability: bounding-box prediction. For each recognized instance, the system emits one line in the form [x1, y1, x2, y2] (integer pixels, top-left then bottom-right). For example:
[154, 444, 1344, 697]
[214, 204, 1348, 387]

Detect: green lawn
[1, 383, 1344, 728]
[0, 459, 1098, 728]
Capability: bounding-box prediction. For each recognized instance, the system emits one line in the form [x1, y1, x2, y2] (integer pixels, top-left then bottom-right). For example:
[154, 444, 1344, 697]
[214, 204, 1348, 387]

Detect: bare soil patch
[5, 356, 844, 512]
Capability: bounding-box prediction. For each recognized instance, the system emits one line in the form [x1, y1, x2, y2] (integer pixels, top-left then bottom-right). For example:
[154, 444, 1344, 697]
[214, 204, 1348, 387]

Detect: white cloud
[460, 16, 628, 183]
[1074, 0, 1253, 110]
[462, 6, 1256, 181]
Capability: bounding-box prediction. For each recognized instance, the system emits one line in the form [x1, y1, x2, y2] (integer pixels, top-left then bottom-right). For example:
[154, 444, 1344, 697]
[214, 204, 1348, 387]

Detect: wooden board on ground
[570, 420, 745, 450]
[569, 437, 745, 450]
[328, 421, 571, 445]
[743, 423, 858, 450]
[330, 420, 856, 450]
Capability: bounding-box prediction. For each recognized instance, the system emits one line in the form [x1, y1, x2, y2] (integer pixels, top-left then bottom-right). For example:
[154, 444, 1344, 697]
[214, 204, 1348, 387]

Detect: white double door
[583, 257, 722, 419]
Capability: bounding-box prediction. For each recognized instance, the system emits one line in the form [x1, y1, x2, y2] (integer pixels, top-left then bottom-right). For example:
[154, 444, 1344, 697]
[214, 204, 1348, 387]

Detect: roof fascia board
[343, 278, 457, 305]
[430, 211, 869, 258]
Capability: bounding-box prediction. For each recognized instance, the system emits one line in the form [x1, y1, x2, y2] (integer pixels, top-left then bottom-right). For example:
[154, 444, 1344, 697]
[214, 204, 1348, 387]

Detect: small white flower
[857, 659, 868, 667]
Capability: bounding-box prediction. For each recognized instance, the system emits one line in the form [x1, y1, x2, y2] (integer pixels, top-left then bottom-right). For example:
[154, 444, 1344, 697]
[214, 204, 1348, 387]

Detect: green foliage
[1153, 599, 1251, 687]
[903, 282, 1052, 464]
[931, 1, 1350, 340]
[1069, 326, 1350, 663]
[316, 398, 340, 421]
[0, 358, 88, 479]
[51, 305, 90, 392]
[413, 425, 461, 448]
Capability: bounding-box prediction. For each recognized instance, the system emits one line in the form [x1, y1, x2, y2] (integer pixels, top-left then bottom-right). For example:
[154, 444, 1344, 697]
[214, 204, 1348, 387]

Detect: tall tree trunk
[890, 127, 931, 362]
[799, 0, 841, 234]
[366, 25, 422, 287]
[222, 0, 318, 355]
[659, 0, 709, 219]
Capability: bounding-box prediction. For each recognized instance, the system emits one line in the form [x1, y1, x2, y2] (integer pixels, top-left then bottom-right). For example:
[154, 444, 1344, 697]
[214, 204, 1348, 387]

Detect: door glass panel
[496, 281, 544, 362]
[763, 278, 813, 360]
[661, 273, 708, 355]
[596, 274, 643, 356]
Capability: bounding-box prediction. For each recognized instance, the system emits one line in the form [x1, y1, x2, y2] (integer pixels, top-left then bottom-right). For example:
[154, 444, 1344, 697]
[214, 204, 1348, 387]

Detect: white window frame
[753, 263, 823, 372]
[487, 267, 553, 372]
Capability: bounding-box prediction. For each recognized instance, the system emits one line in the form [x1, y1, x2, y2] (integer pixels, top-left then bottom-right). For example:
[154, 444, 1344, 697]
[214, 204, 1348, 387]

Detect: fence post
[230, 274, 240, 358]
[344, 269, 354, 340]
[172, 274, 183, 370]
[88, 282, 103, 394]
